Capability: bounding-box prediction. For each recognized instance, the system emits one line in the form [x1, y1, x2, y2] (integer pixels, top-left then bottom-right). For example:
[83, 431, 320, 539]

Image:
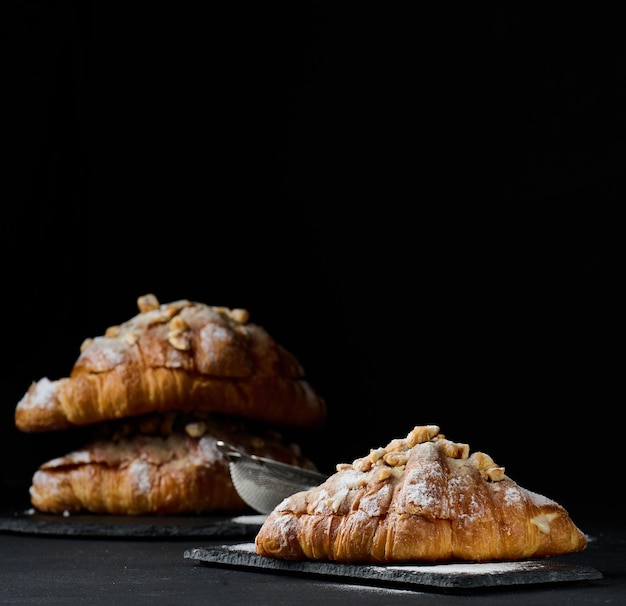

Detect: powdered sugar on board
[184, 543, 603, 590]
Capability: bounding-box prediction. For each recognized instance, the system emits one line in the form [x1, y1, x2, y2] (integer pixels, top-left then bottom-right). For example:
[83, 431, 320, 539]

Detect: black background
[1, 3, 623, 525]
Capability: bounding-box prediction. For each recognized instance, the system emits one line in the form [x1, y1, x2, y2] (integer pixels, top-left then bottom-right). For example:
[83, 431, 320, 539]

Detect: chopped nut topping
[124, 331, 139, 345]
[531, 512, 558, 534]
[439, 440, 470, 460]
[485, 466, 505, 481]
[185, 422, 207, 438]
[325, 496, 343, 512]
[229, 308, 250, 324]
[168, 332, 191, 350]
[169, 315, 188, 332]
[137, 293, 160, 313]
[104, 326, 120, 338]
[386, 438, 406, 452]
[353, 457, 373, 472]
[383, 451, 409, 467]
[470, 452, 496, 471]
[469, 452, 505, 481]
[334, 426, 505, 483]
[406, 425, 440, 447]
[165, 312, 191, 350]
[369, 448, 386, 463]
[377, 467, 393, 481]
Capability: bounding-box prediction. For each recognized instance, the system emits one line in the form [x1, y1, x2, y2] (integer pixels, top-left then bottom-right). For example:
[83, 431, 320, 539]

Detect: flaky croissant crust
[255, 425, 588, 563]
[15, 294, 326, 432]
[29, 413, 319, 515]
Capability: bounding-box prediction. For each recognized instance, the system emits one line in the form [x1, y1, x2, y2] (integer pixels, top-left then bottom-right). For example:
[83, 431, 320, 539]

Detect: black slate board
[0, 510, 266, 538]
[184, 543, 603, 591]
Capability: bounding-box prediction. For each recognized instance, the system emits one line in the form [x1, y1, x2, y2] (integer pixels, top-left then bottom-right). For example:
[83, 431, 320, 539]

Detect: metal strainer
[216, 441, 328, 514]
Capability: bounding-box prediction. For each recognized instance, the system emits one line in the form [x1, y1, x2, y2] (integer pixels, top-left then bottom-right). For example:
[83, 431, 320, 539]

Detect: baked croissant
[15, 294, 326, 432]
[255, 425, 588, 563]
[29, 412, 319, 515]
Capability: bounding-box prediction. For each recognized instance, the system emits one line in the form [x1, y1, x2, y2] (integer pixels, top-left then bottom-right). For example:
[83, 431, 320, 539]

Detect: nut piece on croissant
[29, 413, 320, 515]
[255, 425, 588, 563]
[15, 294, 326, 432]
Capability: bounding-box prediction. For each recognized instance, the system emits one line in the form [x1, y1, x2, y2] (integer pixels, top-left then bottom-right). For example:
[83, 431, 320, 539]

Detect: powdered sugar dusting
[226, 544, 555, 575]
[269, 513, 299, 548]
[310, 487, 334, 514]
[80, 336, 126, 368]
[524, 487, 557, 508]
[404, 466, 444, 511]
[360, 483, 391, 516]
[30, 470, 61, 492]
[129, 460, 153, 493]
[17, 378, 57, 410]
[227, 542, 257, 553]
[333, 468, 363, 491]
[504, 484, 523, 506]
[388, 560, 545, 574]
[61, 450, 92, 465]
[200, 324, 231, 364]
[197, 435, 222, 464]
[232, 514, 267, 525]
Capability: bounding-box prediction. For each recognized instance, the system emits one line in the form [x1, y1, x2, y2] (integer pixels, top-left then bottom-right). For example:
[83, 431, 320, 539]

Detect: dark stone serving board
[184, 543, 603, 591]
[0, 510, 267, 538]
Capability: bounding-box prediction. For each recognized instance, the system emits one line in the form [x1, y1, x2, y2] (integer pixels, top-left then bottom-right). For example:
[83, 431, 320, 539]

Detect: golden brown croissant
[15, 294, 326, 432]
[29, 413, 320, 515]
[255, 425, 588, 563]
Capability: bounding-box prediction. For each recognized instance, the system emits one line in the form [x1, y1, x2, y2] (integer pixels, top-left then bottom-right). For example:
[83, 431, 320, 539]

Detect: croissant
[255, 425, 588, 563]
[29, 413, 320, 515]
[15, 294, 326, 432]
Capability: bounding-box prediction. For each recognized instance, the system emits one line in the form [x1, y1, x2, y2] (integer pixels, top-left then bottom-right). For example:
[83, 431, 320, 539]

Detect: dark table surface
[0, 517, 624, 606]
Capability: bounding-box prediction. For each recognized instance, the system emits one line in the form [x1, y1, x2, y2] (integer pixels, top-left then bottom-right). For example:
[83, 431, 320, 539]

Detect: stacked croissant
[14, 294, 327, 515]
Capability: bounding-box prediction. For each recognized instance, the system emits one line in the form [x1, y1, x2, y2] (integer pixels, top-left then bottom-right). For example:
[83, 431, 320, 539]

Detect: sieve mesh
[217, 441, 327, 514]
